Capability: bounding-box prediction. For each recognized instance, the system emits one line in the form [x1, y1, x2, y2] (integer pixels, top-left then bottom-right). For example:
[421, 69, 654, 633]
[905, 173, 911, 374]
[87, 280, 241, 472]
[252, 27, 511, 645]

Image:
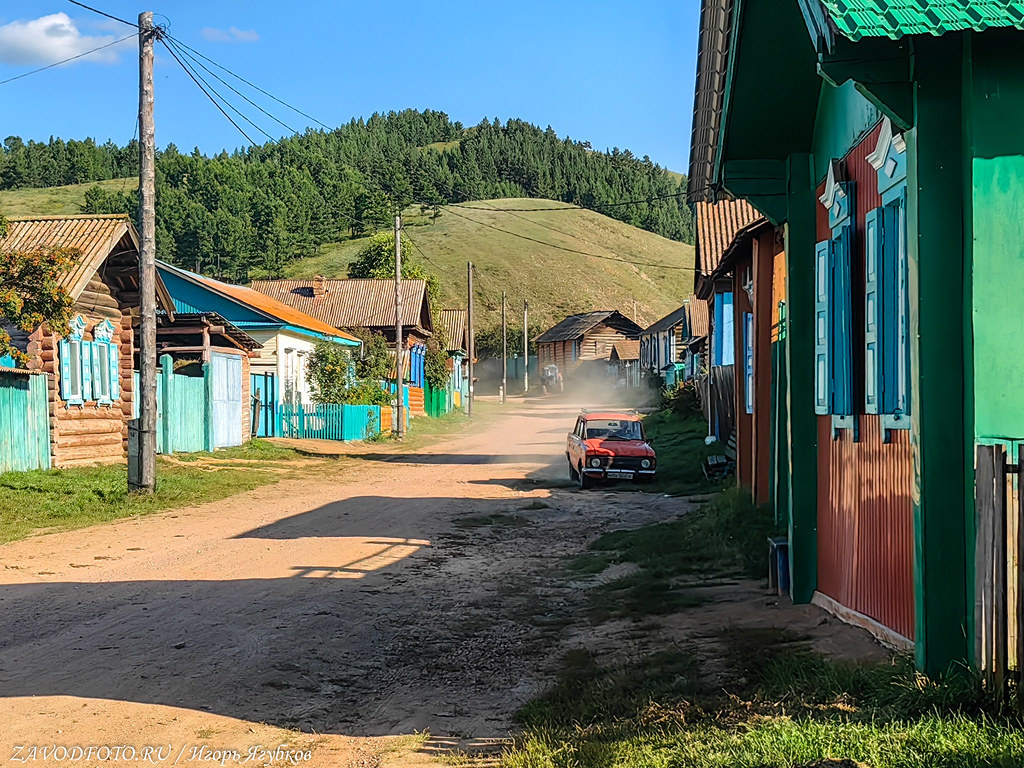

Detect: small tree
[305, 341, 354, 405]
[0, 213, 80, 366]
[353, 330, 392, 381]
[424, 339, 450, 390]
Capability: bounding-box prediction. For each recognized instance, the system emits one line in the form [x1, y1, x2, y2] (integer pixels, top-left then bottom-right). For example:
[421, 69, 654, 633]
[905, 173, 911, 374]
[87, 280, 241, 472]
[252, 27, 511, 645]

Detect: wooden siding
[814, 121, 914, 640]
[27, 272, 138, 468]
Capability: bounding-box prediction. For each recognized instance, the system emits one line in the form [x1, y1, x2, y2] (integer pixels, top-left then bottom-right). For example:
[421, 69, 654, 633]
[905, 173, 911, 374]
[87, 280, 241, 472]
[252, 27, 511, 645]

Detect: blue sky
[0, 2, 699, 173]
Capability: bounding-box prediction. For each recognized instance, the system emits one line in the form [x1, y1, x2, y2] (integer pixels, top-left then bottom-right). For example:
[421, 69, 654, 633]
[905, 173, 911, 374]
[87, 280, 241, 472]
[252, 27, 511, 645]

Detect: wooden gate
[211, 352, 242, 448]
[975, 443, 1024, 706]
[0, 371, 51, 472]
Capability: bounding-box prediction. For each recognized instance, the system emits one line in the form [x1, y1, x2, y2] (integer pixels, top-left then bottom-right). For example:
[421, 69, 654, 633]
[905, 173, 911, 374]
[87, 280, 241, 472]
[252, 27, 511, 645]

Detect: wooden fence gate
[975, 443, 1024, 705]
[0, 371, 51, 472]
[211, 352, 243, 448]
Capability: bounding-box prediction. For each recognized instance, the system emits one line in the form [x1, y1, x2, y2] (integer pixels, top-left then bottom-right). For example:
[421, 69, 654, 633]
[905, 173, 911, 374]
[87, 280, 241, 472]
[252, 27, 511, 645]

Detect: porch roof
[815, 0, 1024, 41]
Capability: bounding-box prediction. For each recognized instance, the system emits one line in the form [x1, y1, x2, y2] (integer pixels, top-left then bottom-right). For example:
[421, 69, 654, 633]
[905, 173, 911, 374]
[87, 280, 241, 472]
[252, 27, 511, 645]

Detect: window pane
[69, 341, 81, 396]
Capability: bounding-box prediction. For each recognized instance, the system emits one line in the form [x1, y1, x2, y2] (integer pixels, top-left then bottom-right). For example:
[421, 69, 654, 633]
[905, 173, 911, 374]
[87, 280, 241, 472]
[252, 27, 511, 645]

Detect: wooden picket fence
[975, 443, 1024, 708]
[276, 403, 382, 442]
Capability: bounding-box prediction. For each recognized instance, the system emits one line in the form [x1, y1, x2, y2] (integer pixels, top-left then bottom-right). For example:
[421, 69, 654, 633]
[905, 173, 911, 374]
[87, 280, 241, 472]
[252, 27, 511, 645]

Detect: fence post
[159, 354, 173, 454]
[202, 361, 215, 452]
[976, 444, 1007, 694]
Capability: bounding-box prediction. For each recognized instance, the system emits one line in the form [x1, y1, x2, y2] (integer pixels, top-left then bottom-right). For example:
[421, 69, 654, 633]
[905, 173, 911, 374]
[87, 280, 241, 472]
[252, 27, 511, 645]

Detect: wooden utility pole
[523, 299, 529, 394]
[394, 214, 405, 438]
[467, 262, 474, 417]
[501, 291, 507, 404]
[131, 10, 157, 493]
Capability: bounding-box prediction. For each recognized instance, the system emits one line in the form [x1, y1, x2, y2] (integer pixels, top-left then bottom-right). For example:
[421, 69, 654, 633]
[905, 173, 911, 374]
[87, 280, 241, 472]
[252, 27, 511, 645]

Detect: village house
[249, 276, 434, 390]
[535, 311, 642, 378]
[689, 0, 1024, 675]
[437, 308, 469, 408]
[0, 215, 175, 468]
[155, 263, 360, 437]
[638, 300, 704, 388]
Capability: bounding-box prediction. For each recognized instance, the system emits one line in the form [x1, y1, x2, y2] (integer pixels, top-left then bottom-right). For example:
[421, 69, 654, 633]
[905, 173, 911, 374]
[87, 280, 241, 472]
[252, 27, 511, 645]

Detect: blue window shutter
[59, 338, 72, 400]
[91, 341, 105, 402]
[864, 208, 882, 414]
[832, 226, 854, 417]
[744, 313, 754, 414]
[895, 188, 910, 418]
[81, 340, 93, 402]
[814, 240, 831, 414]
[109, 342, 121, 400]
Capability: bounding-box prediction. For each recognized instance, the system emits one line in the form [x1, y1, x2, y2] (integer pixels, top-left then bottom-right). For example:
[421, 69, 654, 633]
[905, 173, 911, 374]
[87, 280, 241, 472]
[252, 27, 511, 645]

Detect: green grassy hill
[287, 199, 695, 332]
[0, 179, 133, 219]
[1, 185, 696, 333]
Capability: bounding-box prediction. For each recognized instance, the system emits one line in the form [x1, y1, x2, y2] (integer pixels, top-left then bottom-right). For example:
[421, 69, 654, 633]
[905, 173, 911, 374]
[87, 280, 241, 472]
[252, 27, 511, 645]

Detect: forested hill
[0, 110, 692, 282]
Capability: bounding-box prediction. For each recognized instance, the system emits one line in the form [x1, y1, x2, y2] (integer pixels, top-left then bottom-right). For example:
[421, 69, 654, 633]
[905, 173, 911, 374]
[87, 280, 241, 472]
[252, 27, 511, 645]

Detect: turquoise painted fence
[135, 358, 211, 454]
[0, 372, 51, 472]
[276, 403, 382, 441]
[424, 381, 452, 418]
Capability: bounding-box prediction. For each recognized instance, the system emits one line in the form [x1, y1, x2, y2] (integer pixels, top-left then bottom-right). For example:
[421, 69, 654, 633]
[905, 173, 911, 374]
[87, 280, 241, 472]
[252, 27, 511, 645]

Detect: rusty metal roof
[0, 214, 175, 314]
[249, 278, 433, 336]
[438, 308, 467, 353]
[609, 340, 640, 362]
[686, 295, 710, 339]
[694, 200, 764, 276]
[195, 276, 360, 342]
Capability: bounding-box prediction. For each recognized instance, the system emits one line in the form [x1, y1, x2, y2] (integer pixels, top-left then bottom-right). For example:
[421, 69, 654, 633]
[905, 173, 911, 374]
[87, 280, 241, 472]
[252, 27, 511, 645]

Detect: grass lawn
[0, 440, 309, 544]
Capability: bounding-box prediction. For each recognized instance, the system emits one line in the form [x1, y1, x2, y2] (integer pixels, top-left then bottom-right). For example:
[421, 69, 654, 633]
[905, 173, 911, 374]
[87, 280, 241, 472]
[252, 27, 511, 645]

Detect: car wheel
[578, 464, 594, 490]
[568, 460, 579, 481]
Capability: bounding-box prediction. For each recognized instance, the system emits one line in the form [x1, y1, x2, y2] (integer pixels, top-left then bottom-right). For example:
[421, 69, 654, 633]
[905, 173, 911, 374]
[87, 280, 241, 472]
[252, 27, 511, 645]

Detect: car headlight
[590, 457, 602, 468]
[641, 459, 651, 469]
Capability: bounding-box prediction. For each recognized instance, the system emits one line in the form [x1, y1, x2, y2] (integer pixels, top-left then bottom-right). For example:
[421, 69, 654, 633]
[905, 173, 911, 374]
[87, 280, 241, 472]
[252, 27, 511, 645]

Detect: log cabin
[0, 215, 175, 468]
[535, 311, 642, 378]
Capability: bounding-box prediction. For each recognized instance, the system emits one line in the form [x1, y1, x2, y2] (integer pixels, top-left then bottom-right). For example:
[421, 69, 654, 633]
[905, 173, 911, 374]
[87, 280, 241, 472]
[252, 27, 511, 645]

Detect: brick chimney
[312, 275, 326, 297]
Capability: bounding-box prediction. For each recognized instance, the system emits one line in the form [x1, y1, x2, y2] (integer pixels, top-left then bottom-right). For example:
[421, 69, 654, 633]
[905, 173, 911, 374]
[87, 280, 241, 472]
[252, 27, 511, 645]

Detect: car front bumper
[583, 468, 656, 481]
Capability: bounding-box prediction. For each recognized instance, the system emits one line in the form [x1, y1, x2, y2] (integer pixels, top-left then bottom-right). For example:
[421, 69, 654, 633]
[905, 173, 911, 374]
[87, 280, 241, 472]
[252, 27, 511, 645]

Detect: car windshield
[585, 419, 643, 441]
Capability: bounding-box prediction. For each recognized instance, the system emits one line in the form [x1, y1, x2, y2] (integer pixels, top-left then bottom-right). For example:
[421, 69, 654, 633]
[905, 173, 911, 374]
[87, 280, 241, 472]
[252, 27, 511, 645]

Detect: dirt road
[0, 398, 879, 767]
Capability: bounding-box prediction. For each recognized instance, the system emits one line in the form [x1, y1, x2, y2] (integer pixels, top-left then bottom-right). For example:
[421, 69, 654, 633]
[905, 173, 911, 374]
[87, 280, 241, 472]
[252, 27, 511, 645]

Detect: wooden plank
[976, 445, 997, 677]
[996, 452, 1009, 698]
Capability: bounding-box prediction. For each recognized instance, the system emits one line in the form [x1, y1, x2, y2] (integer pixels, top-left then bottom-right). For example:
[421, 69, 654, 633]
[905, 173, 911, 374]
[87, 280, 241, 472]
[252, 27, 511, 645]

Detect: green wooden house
[688, 0, 1024, 675]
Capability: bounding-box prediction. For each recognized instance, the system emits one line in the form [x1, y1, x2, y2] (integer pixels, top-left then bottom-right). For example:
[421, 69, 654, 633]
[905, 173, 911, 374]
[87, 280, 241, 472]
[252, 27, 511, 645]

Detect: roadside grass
[569, 486, 779, 621]
[169, 438, 301, 462]
[640, 408, 722, 497]
[505, 636, 1023, 768]
[0, 444, 310, 544]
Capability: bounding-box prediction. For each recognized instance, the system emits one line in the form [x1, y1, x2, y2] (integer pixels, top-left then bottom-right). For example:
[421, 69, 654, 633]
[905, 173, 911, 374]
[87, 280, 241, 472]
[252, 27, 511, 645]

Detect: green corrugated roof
[821, 0, 1024, 40]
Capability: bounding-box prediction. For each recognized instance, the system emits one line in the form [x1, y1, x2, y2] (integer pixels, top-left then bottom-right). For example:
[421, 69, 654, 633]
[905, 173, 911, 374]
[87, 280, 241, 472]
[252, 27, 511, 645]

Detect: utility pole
[467, 262, 474, 417]
[523, 299, 529, 394]
[131, 11, 157, 493]
[394, 214, 405, 438]
[501, 291, 507, 404]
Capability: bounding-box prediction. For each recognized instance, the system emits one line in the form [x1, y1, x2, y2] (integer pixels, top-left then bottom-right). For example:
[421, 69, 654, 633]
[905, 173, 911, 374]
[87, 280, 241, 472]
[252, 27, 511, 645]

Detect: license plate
[607, 470, 635, 479]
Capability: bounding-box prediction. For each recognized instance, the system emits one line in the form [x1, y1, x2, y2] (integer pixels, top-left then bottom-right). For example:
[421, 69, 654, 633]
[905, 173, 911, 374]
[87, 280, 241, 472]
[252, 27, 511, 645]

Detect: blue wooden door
[250, 371, 276, 437]
[212, 353, 243, 448]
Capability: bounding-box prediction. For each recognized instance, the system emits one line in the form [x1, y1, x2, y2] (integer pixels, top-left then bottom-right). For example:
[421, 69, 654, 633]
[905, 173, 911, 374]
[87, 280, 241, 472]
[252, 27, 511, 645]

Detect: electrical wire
[66, 0, 139, 29]
[168, 40, 299, 135]
[432, 202, 692, 271]
[448, 190, 688, 213]
[0, 33, 136, 86]
[158, 37, 259, 146]
[165, 33, 332, 131]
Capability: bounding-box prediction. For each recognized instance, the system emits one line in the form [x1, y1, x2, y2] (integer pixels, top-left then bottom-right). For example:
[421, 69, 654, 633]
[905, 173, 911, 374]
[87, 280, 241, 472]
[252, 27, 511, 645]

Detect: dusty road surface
[0, 398, 881, 767]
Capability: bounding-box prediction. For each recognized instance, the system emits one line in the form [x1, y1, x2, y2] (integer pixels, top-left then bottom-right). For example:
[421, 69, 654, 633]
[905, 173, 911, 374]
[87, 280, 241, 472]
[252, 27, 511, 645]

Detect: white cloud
[0, 13, 127, 66]
[200, 26, 259, 43]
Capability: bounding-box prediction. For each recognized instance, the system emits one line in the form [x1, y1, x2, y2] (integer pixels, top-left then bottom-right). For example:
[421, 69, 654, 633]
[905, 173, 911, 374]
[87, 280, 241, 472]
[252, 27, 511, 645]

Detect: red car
[566, 411, 656, 489]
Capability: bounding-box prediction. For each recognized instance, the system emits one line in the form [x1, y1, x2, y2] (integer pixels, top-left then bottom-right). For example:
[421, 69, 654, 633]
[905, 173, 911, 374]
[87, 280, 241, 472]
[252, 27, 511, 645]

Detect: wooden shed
[0, 215, 175, 468]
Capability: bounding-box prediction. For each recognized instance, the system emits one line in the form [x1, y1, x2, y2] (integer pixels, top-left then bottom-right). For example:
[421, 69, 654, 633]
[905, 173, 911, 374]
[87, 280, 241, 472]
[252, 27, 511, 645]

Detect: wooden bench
[702, 430, 737, 481]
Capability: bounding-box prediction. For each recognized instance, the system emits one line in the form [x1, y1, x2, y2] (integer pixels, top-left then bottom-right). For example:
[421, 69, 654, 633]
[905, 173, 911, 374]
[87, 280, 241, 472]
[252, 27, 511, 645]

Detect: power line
[165, 33, 332, 131]
[448, 190, 688, 213]
[158, 37, 259, 146]
[0, 33, 135, 87]
[168, 40, 299, 136]
[66, 0, 138, 29]
[434, 203, 692, 271]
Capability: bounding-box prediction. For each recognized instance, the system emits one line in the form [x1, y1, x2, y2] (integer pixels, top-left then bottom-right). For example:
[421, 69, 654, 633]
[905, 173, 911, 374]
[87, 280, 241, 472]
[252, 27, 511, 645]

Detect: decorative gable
[819, 160, 853, 230]
[866, 116, 907, 197]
